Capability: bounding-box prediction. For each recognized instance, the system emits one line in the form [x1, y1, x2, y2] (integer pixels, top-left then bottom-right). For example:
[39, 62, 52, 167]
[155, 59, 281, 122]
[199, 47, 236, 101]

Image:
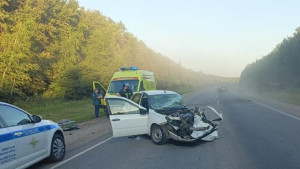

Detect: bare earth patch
[63, 117, 112, 151]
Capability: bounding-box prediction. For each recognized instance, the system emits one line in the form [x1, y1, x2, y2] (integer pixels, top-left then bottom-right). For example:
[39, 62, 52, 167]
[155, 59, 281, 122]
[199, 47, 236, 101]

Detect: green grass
[15, 98, 105, 123]
[12, 86, 201, 123]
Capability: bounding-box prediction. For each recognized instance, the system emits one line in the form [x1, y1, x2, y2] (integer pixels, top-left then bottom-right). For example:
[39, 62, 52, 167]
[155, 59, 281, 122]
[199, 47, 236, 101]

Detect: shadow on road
[132, 134, 210, 147]
[168, 139, 208, 147]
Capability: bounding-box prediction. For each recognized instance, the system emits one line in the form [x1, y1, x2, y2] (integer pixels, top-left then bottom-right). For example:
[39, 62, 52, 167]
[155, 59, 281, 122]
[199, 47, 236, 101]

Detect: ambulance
[93, 67, 156, 108]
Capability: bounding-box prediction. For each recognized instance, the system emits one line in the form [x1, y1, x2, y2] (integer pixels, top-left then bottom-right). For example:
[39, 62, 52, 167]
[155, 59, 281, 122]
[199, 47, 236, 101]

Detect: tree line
[240, 28, 300, 91]
[0, 0, 228, 102]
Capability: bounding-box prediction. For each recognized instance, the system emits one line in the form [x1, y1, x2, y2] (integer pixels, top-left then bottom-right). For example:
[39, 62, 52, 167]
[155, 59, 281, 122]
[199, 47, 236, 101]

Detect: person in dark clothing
[92, 88, 102, 118]
[118, 82, 133, 99]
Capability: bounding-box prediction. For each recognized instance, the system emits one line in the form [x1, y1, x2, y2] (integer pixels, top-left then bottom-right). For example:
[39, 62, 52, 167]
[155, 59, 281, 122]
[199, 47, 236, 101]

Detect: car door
[106, 96, 148, 137]
[93, 81, 107, 105]
[0, 119, 17, 169]
[0, 105, 47, 167]
[140, 93, 149, 111]
[202, 106, 223, 125]
[131, 93, 142, 104]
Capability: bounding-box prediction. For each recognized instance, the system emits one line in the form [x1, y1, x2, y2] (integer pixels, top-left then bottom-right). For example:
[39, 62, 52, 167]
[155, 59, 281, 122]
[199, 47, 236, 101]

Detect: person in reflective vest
[118, 82, 133, 99]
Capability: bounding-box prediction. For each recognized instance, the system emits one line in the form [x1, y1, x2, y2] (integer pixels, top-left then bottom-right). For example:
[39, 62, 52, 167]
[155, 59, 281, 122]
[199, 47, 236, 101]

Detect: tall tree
[0, 0, 38, 98]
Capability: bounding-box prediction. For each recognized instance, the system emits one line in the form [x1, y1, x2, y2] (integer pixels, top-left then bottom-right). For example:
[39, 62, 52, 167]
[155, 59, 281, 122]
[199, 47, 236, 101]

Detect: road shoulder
[234, 89, 300, 120]
[64, 117, 112, 151]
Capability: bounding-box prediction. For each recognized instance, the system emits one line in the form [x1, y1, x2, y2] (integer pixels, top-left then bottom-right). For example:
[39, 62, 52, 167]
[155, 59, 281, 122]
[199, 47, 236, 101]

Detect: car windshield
[149, 94, 184, 110]
[108, 80, 139, 93]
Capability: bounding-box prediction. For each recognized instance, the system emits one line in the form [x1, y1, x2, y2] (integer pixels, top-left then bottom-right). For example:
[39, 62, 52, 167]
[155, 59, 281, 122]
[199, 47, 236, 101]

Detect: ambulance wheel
[48, 134, 65, 162]
[151, 125, 167, 145]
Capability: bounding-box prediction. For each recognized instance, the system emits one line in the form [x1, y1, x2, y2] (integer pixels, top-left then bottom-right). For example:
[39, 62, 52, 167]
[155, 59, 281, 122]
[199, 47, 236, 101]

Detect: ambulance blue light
[130, 67, 138, 70]
[120, 67, 138, 71]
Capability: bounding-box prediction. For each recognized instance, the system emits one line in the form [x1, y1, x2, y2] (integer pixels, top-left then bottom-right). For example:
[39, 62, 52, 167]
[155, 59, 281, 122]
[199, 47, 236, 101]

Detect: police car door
[0, 105, 47, 167]
[0, 118, 17, 168]
[106, 96, 148, 137]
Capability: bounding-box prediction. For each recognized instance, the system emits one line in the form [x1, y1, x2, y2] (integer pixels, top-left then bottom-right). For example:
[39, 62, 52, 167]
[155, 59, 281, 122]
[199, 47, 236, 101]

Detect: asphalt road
[34, 87, 300, 169]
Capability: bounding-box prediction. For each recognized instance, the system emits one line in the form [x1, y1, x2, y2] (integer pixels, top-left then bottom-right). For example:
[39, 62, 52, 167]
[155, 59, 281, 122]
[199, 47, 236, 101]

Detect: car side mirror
[32, 115, 42, 123]
[140, 108, 147, 115]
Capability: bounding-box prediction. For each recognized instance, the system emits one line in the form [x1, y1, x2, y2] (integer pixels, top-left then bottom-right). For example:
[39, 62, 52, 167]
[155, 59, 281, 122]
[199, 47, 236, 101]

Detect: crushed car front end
[155, 106, 223, 142]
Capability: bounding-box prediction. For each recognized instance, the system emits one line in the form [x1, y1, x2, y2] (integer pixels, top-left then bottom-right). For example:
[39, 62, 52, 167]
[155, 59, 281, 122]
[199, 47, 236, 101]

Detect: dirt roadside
[63, 117, 112, 151]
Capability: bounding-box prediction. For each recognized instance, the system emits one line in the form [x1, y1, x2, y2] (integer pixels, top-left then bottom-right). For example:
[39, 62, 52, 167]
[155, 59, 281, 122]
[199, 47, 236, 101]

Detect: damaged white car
[105, 90, 223, 145]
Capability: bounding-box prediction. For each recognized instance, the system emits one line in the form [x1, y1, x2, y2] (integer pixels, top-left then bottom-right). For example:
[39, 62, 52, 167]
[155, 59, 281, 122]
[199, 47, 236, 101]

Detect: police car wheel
[48, 134, 65, 162]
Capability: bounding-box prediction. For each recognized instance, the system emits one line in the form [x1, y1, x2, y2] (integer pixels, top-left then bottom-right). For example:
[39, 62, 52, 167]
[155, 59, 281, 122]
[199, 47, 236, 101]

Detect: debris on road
[58, 119, 80, 131]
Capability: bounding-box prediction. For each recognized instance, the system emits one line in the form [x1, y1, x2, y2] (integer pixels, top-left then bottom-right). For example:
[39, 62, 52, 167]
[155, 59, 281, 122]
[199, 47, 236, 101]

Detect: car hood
[154, 107, 190, 116]
[39, 120, 61, 130]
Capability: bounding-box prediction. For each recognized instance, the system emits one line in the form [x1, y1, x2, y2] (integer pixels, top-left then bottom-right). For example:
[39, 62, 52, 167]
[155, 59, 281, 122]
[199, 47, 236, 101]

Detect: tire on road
[151, 124, 167, 145]
[48, 134, 66, 163]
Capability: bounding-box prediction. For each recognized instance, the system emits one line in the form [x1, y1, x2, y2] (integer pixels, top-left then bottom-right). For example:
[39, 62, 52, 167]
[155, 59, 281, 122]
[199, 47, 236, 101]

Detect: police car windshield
[108, 80, 139, 93]
[149, 94, 184, 111]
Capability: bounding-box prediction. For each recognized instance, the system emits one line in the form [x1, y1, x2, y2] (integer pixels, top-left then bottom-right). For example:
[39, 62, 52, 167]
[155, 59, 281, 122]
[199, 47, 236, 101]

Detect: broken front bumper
[164, 106, 222, 142]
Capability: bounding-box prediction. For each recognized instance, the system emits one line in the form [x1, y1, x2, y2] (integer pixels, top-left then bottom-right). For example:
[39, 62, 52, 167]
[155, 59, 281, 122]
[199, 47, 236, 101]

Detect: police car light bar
[120, 67, 139, 71]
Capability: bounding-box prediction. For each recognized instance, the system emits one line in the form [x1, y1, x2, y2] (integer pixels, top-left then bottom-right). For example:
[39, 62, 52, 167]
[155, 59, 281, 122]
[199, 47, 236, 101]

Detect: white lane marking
[253, 101, 300, 121]
[51, 137, 112, 169]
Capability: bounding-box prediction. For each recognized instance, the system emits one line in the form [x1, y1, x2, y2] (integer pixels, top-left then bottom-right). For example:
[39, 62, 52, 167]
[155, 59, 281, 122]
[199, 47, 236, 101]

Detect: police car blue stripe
[0, 124, 58, 143]
[0, 133, 14, 143]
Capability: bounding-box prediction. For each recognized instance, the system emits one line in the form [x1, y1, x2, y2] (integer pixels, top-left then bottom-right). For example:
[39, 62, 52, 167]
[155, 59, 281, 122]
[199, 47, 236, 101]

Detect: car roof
[139, 90, 179, 95]
[0, 102, 16, 107]
[0, 102, 31, 115]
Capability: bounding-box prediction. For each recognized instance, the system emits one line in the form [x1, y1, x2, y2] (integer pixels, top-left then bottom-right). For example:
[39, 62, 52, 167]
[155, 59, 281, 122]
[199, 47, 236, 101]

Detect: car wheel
[151, 125, 167, 145]
[48, 134, 65, 162]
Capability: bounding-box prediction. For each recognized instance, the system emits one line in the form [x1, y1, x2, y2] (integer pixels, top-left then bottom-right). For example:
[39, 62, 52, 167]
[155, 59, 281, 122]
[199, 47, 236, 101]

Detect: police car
[0, 102, 65, 169]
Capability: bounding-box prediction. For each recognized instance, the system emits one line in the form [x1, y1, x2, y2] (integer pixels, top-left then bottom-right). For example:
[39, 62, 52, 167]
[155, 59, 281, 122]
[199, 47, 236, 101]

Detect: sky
[77, 0, 300, 77]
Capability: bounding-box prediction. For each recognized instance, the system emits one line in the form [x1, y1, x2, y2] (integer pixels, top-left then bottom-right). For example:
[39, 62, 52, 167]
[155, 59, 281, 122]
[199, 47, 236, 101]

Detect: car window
[149, 94, 184, 110]
[141, 94, 149, 110]
[108, 80, 139, 93]
[0, 119, 4, 128]
[0, 105, 32, 127]
[139, 81, 145, 91]
[107, 99, 140, 115]
[131, 94, 142, 104]
[94, 83, 106, 96]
